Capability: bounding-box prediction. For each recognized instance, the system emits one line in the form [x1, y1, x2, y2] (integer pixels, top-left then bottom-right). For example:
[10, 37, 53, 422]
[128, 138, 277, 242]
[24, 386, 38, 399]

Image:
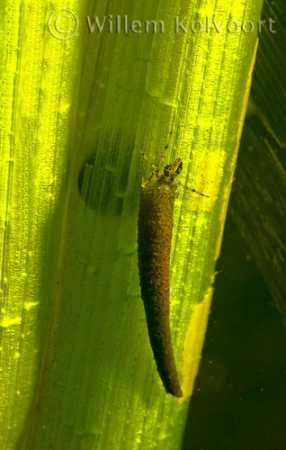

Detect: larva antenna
[160, 116, 176, 168]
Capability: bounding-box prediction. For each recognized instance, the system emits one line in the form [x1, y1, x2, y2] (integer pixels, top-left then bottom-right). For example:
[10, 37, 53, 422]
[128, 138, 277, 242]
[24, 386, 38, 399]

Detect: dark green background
[183, 207, 286, 449]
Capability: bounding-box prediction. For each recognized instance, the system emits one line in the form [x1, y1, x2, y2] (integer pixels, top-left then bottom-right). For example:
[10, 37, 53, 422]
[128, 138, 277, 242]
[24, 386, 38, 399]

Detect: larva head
[163, 158, 183, 182]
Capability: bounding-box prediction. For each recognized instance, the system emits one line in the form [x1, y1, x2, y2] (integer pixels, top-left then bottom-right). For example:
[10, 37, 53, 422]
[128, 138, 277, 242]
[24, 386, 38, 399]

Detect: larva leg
[134, 141, 159, 181]
[176, 181, 210, 198]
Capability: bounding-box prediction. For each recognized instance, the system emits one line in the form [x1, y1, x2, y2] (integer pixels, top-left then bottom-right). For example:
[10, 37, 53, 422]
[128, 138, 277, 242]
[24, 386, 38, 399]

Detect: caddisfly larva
[136, 127, 208, 398]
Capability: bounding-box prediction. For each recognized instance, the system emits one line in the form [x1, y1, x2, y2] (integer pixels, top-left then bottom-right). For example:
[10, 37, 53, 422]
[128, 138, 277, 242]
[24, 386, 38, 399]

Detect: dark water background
[182, 208, 286, 450]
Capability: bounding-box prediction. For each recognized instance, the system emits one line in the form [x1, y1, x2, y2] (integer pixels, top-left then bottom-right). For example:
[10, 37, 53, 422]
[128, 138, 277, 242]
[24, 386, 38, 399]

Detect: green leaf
[0, 0, 263, 449]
